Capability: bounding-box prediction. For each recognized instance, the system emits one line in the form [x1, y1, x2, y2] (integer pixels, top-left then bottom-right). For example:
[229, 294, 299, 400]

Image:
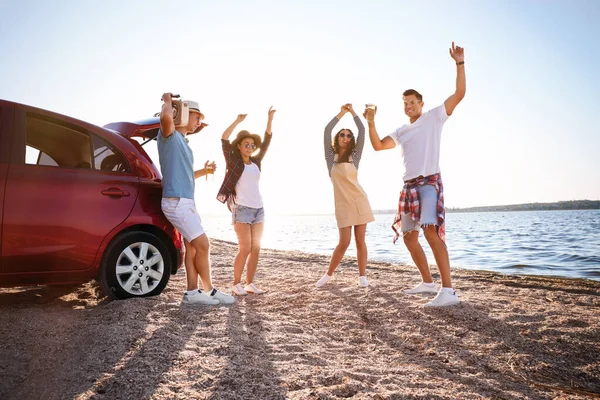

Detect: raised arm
[159, 93, 176, 138]
[444, 41, 466, 116]
[265, 106, 275, 136]
[255, 106, 276, 162]
[346, 104, 365, 167]
[363, 105, 396, 151]
[222, 114, 247, 140]
[324, 106, 347, 174]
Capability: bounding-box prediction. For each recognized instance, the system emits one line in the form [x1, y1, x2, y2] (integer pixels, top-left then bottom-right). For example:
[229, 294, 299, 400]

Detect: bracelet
[367, 120, 375, 123]
[456, 61, 465, 65]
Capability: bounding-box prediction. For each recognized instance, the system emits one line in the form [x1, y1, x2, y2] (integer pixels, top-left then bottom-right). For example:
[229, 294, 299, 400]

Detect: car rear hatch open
[104, 117, 208, 144]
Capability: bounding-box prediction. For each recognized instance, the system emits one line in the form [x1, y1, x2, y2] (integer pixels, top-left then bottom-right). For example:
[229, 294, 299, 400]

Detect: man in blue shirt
[159, 92, 234, 305]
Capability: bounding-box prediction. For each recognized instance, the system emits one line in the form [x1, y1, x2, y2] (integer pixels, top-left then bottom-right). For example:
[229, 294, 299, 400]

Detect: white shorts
[161, 198, 205, 242]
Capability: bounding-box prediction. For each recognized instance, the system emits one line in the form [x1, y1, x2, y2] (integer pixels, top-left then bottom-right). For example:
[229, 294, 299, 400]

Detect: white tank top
[235, 162, 263, 208]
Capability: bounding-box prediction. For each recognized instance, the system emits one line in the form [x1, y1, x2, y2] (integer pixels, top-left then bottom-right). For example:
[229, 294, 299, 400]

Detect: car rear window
[92, 134, 131, 173]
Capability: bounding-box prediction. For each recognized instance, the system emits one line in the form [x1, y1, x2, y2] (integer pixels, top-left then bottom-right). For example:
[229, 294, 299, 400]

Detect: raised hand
[445, 41, 467, 115]
[161, 92, 180, 102]
[223, 116, 245, 140]
[363, 104, 377, 121]
[345, 103, 356, 115]
[266, 106, 276, 134]
[204, 160, 217, 172]
[449, 41, 465, 63]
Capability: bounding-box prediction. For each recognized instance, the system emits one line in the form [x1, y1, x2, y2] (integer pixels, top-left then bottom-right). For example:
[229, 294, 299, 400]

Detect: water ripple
[203, 209, 600, 282]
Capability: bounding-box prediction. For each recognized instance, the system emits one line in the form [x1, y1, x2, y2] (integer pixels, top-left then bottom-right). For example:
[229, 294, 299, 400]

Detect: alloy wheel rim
[115, 242, 165, 295]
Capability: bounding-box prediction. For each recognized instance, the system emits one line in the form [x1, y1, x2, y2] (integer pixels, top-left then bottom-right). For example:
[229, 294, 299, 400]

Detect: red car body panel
[0, 99, 184, 288]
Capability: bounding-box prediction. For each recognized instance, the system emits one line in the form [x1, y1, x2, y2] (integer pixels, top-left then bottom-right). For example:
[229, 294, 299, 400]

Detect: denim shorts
[401, 184, 438, 233]
[232, 204, 265, 225]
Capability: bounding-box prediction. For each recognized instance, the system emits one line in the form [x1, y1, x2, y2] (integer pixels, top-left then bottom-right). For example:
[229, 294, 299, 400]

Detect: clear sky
[1, 0, 599, 216]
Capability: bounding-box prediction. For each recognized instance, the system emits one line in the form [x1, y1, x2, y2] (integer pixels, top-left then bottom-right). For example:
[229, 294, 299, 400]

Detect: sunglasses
[243, 143, 256, 149]
[339, 133, 353, 139]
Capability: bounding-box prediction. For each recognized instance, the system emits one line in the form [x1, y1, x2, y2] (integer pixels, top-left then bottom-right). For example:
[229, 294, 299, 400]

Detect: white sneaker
[316, 274, 332, 288]
[182, 290, 219, 306]
[424, 289, 460, 307]
[358, 276, 369, 287]
[403, 282, 439, 294]
[209, 288, 236, 305]
[232, 283, 247, 296]
[244, 282, 265, 294]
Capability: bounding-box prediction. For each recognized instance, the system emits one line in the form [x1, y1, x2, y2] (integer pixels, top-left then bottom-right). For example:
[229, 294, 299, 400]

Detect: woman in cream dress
[316, 104, 375, 288]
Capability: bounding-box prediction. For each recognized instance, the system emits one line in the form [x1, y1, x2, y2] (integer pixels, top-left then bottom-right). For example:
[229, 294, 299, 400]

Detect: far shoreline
[202, 201, 600, 218]
[378, 200, 600, 214]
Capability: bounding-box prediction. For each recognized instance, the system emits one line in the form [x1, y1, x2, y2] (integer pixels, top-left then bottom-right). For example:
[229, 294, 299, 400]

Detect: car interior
[99, 153, 128, 172]
[25, 114, 129, 173]
[26, 115, 93, 168]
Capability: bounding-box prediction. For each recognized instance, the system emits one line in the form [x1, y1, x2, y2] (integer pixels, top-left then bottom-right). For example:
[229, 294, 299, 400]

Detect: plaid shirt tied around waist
[392, 173, 446, 244]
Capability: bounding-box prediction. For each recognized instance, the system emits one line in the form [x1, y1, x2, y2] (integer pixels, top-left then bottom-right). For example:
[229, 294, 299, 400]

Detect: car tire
[99, 231, 172, 300]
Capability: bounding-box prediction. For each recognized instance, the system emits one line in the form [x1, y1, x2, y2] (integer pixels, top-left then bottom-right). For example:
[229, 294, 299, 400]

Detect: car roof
[1, 98, 120, 136]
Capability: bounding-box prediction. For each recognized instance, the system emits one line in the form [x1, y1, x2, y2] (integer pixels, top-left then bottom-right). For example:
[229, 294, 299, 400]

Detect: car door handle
[101, 188, 130, 197]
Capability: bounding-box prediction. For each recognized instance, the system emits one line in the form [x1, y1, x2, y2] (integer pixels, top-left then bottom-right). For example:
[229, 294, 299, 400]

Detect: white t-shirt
[389, 105, 450, 181]
[235, 162, 263, 208]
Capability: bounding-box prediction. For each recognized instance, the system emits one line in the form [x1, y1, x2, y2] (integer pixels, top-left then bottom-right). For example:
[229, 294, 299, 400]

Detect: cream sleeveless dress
[330, 155, 375, 228]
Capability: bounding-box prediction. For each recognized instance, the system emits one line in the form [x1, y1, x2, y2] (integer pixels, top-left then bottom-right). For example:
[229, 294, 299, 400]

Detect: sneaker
[424, 289, 460, 307]
[316, 274, 332, 288]
[244, 282, 265, 294]
[182, 290, 219, 306]
[358, 276, 369, 287]
[209, 288, 236, 305]
[232, 283, 247, 296]
[403, 282, 439, 295]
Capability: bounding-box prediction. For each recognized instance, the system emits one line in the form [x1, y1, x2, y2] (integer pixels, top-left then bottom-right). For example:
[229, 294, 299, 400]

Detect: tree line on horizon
[374, 200, 600, 214]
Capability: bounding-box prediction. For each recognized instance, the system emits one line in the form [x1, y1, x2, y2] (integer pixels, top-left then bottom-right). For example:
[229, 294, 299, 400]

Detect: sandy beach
[0, 239, 598, 400]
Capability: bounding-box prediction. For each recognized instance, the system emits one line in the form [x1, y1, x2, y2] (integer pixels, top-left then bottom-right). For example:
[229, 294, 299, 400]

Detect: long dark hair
[332, 128, 356, 162]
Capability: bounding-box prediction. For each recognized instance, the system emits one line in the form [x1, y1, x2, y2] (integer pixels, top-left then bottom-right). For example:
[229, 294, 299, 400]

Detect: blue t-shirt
[157, 129, 194, 199]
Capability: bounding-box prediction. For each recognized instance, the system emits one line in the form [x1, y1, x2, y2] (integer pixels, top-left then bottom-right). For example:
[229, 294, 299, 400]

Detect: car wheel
[99, 231, 172, 299]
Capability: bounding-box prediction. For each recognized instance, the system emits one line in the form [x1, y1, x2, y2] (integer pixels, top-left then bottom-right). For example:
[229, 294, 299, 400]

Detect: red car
[0, 99, 184, 299]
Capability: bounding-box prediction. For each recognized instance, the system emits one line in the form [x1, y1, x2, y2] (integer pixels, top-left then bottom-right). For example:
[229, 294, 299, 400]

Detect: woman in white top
[218, 107, 275, 296]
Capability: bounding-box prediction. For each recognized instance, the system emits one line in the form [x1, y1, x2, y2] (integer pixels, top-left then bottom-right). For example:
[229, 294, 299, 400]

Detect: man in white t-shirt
[364, 42, 466, 307]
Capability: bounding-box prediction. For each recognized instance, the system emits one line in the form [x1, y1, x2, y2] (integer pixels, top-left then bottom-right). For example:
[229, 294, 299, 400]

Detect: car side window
[25, 145, 59, 166]
[92, 135, 130, 173]
[25, 114, 92, 169]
